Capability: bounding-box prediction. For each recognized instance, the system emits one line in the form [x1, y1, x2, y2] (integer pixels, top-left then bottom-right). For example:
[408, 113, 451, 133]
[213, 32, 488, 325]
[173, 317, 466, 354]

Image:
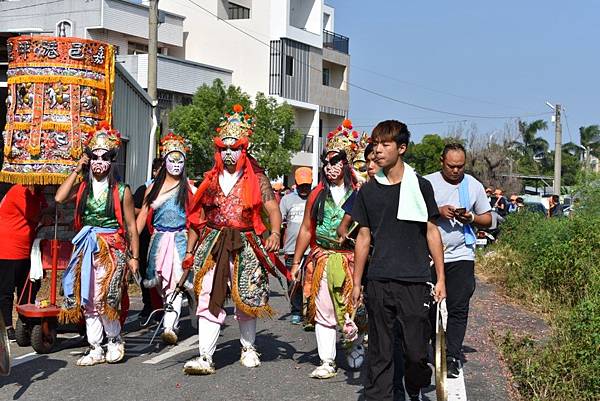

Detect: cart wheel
[15, 317, 31, 347]
[30, 320, 57, 354]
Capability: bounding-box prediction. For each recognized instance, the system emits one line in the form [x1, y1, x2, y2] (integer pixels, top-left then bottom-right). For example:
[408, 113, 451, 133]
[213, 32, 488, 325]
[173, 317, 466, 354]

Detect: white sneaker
[76, 345, 106, 366]
[105, 336, 125, 364]
[346, 341, 365, 369]
[161, 328, 178, 345]
[183, 354, 216, 375]
[310, 360, 337, 379]
[240, 345, 261, 368]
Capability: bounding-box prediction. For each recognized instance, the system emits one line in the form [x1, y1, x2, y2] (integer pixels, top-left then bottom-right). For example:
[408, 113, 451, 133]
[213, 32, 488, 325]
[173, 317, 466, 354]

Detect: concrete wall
[307, 47, 348, 113]
[104, 0, 183, 47]
[159, 0, 272, 99]
[117, 54, 232, 95]
[0, 0, 101, 37]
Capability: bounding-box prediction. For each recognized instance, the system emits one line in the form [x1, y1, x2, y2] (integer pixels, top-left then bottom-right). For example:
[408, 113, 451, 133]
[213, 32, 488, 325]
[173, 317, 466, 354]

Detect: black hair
[77, 148, 120, 220]
[152, 157, 163, 171]
[311, 150, 355, 224]
[371, 120, 410, 146]
[144, 159, 189, 210]
[442, 143, 466, 160]
[364, 142, 374, 159]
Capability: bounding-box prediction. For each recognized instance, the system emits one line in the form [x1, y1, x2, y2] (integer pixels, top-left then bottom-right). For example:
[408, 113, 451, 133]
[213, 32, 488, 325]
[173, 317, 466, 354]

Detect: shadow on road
[0, 356, 68, 400]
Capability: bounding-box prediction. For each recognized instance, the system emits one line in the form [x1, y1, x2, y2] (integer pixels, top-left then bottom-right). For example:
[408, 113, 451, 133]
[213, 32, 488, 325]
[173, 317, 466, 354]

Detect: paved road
[1, 277, 499, 401]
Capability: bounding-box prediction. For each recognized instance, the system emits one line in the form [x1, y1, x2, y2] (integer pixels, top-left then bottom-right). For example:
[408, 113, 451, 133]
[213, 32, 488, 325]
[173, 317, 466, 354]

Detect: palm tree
[579, 125, 600, 161]
[518, 119, 549, 156]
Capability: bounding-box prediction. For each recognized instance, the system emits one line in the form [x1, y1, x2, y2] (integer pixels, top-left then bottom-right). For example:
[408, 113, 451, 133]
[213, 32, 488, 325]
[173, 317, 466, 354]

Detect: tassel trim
[0, 171, 79, 185]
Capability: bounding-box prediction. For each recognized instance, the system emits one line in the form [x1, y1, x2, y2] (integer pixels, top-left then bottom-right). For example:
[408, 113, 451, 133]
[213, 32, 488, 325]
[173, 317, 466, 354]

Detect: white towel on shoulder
[373, 162, 428, 223]
[29, 238, 43, 281]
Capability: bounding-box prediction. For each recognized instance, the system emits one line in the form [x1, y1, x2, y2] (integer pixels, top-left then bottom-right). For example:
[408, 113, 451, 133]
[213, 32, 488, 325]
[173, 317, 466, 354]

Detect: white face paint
[324, 152, 344, 182]
[90, 149, 111, 175]
[165, 151, 185, 176]
[220, 137, 242, 166]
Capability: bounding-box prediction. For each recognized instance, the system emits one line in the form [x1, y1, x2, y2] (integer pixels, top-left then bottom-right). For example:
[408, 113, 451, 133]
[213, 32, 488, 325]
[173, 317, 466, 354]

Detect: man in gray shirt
[425, 143, 492, 378]
[279, 167, 313, 324]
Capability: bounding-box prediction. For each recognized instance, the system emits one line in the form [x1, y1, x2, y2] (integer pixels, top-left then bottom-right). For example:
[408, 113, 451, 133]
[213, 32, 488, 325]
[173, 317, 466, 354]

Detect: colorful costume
[301, 119, 365, 378]
[144, 133, 194, 344]
[60, 125, 129, 366]
[183, 104, 287, 375]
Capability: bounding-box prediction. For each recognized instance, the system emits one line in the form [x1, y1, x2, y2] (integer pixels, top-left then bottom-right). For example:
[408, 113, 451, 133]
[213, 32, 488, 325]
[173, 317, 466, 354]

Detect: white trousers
[197, 317, 257, 356]
[315, 323, 337, 362]
[85, 314, 121, 346]
[163, 291, 183, 331]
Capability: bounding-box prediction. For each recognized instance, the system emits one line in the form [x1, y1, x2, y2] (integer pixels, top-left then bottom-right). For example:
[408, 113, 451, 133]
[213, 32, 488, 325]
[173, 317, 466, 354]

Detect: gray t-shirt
[279, 191, 308, 255]
[424, 172, 491, 262]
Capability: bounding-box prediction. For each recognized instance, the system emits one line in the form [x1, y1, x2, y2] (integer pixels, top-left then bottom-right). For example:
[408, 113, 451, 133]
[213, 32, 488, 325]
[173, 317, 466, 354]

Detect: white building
[157, 0, 351, 183]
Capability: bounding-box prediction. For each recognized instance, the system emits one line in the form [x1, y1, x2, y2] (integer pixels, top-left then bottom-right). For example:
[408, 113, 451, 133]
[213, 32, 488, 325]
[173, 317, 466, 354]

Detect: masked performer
[182, 104, 287, 375]
[55, 122, 139, 366]
[135, 133, 194, 345]
[290, 119, 364, 379]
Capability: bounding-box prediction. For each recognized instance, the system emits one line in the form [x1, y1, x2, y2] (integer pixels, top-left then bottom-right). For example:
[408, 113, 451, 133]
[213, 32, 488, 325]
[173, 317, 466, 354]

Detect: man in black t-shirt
[352, 120, 446, 401]
[133, 158, 163, 322]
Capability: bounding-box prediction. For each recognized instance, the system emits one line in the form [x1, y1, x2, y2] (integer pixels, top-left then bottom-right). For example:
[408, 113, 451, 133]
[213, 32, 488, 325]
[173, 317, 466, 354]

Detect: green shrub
[479, 181, 600, 400]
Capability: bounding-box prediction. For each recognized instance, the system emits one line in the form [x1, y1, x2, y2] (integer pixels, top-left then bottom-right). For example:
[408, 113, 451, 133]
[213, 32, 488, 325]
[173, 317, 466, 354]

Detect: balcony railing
[323, 30, 349, 54]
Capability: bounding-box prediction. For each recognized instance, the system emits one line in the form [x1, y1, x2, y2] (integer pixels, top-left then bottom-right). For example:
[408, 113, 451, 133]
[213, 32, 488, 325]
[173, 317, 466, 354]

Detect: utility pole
[147, 0, 159, 180]
[553, 104, 562, 195]
[148, 0, 158, 101]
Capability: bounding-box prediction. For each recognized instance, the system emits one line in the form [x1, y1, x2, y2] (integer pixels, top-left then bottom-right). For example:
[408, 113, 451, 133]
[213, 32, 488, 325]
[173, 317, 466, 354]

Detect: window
[227, 2, 250, 20]
[128, 42, 148, 55]
[285, 55, 294, 76]
[56, 20, 73, 37]
[322, 67, 330, 86]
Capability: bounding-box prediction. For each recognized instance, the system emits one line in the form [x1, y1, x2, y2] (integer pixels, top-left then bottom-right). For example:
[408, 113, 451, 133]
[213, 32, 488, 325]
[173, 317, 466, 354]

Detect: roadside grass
[477, 187, 600, 401]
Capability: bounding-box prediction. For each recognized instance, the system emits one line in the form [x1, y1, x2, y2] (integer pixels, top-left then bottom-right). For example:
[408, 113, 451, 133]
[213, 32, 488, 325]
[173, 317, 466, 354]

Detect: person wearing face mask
[279, 167, 313, 325]
[135, 133, 195, 345]
[182, 104, 288, 375]
[290, 119, 365, 379]
[55, 121, 139, 367]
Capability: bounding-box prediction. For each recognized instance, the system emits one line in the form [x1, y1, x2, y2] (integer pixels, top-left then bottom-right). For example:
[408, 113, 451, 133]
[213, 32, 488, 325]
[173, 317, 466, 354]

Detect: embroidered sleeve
[258, 173, 275, 203]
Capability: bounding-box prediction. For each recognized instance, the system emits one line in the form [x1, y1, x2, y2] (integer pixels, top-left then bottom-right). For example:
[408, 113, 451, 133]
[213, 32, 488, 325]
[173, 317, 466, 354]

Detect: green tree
[169, 79, 301, 179]
[404, 134, 446, 175]
[579, 125, 600, 169]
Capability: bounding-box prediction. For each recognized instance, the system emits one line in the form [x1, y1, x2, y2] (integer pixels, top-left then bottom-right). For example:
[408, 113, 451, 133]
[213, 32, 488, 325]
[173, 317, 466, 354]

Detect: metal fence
[323, 30, 349, 54]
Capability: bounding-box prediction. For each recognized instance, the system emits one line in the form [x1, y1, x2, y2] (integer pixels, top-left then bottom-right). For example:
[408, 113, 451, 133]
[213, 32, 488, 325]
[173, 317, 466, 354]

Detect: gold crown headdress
[85, 121, 121, 151]
[325, 119, 360, 162]
[352, 132, 370, 164]
[215, 104, 254, 142]
[160, 131, 190, 158]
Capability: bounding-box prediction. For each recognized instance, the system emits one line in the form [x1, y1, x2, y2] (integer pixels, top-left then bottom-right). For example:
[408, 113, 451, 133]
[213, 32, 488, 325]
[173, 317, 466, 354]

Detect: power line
[563, 109, 574, 144]
[183, 0, 551, 121]
[0, 0, 63, 13]
[351, 64, 523, 111]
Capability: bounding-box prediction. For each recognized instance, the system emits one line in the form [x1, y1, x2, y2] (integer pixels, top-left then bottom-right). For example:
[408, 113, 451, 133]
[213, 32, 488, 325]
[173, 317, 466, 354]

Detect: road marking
[142, 336, 197, 365]
[11, 352, 38, 367]
[447, 368, 468, 400]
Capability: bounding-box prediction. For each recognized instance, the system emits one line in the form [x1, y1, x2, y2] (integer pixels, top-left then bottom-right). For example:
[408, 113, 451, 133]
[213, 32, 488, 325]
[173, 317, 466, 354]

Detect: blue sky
[327, 0, 599, 145]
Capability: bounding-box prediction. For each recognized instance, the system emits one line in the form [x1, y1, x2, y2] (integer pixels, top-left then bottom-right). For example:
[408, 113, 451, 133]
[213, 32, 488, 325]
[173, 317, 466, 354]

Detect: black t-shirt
[133, 184, 151, 264]
[341, 191, 356, 215]
[351, 176, 440, 282]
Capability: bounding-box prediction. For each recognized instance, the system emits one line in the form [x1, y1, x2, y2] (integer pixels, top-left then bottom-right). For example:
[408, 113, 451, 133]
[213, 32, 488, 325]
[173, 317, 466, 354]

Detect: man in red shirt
[0, 184, 48, 340]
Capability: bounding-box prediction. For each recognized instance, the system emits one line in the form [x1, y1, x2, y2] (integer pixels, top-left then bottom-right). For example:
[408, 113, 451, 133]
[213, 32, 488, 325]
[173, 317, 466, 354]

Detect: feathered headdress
[160, 131, 190, 158]
[215, 104, 254, 144]
[325, 119, 360, 162]
[85, 121, 121, 151]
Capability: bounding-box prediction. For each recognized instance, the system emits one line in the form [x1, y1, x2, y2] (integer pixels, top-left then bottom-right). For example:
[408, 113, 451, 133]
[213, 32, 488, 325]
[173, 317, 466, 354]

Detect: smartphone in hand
[453, 207, 467, 215]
